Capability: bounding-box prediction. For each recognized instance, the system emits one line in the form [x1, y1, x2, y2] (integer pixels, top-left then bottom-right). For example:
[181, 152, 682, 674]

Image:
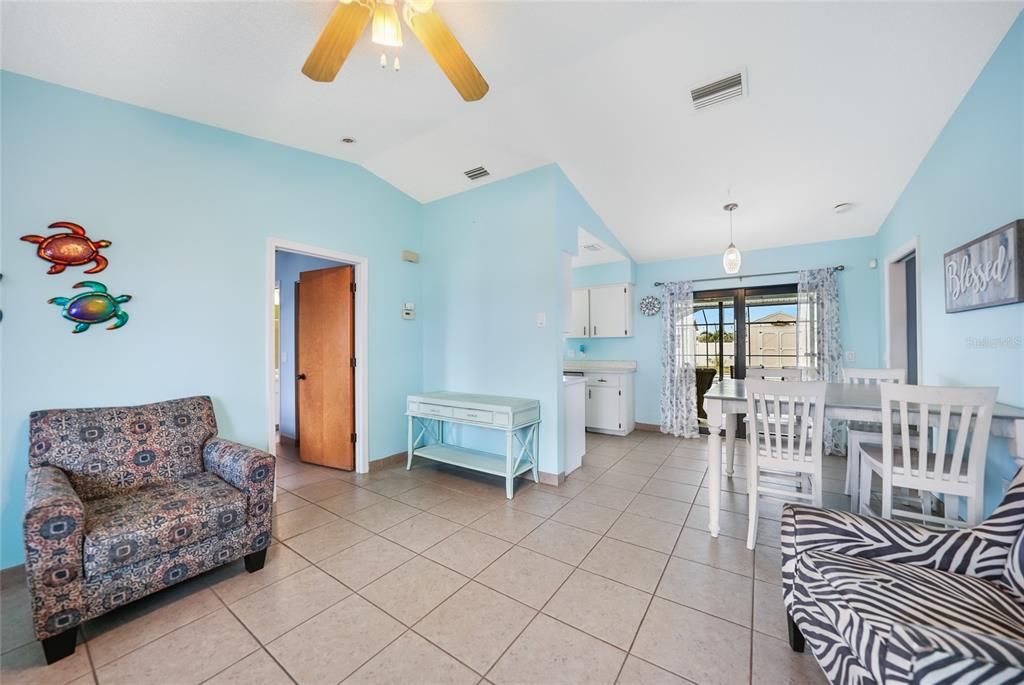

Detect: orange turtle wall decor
[21, 221, 111, 274]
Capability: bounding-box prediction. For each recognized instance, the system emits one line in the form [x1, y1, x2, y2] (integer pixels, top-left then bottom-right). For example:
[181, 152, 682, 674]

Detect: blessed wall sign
[944, 219, 1023, 313]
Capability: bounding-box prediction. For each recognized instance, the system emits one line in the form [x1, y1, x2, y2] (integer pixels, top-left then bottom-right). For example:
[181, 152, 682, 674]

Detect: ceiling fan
[302, 0, 489, 102]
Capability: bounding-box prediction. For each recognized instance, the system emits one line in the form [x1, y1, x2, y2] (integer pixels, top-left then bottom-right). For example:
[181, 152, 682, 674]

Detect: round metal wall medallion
[639, 295, 661, 316]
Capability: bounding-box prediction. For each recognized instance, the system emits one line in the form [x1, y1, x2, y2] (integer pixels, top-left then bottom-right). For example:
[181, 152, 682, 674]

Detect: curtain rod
[654, 264, 844, 287]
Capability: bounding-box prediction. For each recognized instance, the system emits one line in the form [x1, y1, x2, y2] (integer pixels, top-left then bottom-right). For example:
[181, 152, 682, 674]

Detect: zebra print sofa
[781, 467, 1024, 684]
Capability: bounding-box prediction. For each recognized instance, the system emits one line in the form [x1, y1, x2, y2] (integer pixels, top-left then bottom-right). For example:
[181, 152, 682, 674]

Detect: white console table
[406, 392, 541, 499]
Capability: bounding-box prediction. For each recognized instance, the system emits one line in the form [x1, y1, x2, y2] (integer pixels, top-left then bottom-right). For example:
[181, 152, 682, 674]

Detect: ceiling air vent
[582, 243, 603, 252]
[690, 72, 745, 111]
[464, 166, 490, 181]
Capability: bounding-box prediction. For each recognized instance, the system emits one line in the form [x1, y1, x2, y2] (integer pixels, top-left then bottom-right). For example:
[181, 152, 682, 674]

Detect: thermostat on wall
[402, 302, 416, 320]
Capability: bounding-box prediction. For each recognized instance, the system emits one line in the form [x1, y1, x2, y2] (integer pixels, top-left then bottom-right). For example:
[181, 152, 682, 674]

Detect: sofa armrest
[203, 438, 275, 553]
[884, 624, 1024, 684]
[23, 466, 86, 639]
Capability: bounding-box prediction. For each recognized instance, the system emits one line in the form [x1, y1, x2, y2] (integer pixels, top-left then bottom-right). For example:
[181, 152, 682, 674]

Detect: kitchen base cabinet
[583, 371, 635, 436]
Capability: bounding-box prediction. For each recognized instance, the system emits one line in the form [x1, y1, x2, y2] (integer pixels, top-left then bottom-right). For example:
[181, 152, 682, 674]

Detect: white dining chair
[859, 384, 996, 527]
[745, 379, 826, 549]
[842, 368, 907, 511]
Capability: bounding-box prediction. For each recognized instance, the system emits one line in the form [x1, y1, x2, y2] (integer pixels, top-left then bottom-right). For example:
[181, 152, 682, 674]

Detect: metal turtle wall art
[49, 281, 131, 333]
[21, 221, 111, 274]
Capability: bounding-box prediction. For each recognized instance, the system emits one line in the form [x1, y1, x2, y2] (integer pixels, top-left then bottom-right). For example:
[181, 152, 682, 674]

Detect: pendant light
[722, 202, 742, 274]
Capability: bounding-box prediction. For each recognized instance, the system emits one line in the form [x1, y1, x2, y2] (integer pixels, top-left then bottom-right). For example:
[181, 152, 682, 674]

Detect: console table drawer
[453, 407, 493, 424]
[418, 403, 453, 418]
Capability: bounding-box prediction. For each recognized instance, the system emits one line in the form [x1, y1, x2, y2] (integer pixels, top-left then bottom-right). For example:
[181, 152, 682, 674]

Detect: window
[682, 284, 814, 380]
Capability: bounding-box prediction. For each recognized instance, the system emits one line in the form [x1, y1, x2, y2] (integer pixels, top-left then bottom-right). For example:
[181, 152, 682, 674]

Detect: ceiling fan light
[405, 0, 434, 13]
[723, 243, 742, 274]
[372, 1, 403, 47]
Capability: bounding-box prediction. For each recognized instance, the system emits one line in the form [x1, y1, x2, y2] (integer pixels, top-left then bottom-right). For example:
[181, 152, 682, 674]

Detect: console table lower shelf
[406, 392, 541, 499]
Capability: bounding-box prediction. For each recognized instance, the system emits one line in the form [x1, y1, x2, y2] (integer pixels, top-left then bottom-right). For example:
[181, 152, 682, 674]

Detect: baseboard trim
[1, 564, 26, 591]
[635, 422, 660, 432]
[538, 471, 564, 486]
[369, 452, 407, 472]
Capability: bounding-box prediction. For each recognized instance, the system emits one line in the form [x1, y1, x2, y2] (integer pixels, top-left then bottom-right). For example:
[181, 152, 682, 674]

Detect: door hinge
[618, 423, 622, 429]
[350, 282, 357, 293]
[623, 287, 627, 293]
[351, 432, 357, 443]
[618, 390, 622, 396]
[350, 357, 357, 368]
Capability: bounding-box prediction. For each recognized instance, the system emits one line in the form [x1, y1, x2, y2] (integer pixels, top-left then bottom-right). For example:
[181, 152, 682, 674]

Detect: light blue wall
[572, 261, 633, 287]
[420, 166, 564, 474]
[0, 72, 424, 567]
[567, 236, 884, 425]
[875, 12, 1024, 510]
[274, 251, 345, 439]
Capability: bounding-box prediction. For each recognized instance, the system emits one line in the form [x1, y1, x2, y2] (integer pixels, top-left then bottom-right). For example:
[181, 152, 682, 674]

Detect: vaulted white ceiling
[3, 2, 1020, 262]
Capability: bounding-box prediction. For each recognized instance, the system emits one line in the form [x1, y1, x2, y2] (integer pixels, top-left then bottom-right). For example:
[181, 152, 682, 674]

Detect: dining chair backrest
[745, 379, 826, 468]
[843, 367, 907, 385]
[748, 367, 803, 381]
[879, 383, 997, 503]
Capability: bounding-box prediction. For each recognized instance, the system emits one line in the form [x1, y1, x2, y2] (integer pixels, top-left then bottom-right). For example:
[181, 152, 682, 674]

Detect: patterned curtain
[797, 268, 845, 454]
[660, 281, 699, 438]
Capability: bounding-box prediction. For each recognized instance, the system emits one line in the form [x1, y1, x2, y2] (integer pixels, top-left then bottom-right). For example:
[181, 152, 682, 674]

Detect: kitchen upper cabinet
[570, 288, 590, 338]
[570, 284, 633, 338]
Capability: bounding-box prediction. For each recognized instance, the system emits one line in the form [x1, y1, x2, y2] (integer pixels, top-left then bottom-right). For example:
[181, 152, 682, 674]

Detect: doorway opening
[884, 239, 921, 384]
[266, 239, 369, 473]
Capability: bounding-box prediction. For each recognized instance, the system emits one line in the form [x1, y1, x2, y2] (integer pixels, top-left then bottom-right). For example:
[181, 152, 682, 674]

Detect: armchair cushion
[29, 396, 217, 500]
[82, 472, 246, 577]
[885, 624, 1024, 684]
[23, 466, 85, 639]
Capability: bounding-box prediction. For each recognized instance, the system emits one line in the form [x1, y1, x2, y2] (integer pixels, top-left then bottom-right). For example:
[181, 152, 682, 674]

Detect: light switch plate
[845, 351, 856, 362]
[536, 313, 546, 328]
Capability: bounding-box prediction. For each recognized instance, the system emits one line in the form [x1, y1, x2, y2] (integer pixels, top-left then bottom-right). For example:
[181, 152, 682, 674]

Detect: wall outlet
[845, 351, 856, 363]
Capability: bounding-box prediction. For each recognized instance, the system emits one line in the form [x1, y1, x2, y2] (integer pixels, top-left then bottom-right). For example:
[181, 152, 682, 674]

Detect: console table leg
[406, 415, 413, 470]
[532, 425, 540, 483]
[505, 431, 514, 499]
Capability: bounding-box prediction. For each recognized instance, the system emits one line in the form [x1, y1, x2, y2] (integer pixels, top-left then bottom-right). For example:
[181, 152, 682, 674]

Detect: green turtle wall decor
[49, 281, 131, 333]
[21, 221, 111, 274]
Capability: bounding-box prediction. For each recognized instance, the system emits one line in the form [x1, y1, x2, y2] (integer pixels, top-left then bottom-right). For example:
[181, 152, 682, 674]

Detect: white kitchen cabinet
[569, 283, 632, 338]
[570, 288, 590, 338]
[582, 371, 635, 436]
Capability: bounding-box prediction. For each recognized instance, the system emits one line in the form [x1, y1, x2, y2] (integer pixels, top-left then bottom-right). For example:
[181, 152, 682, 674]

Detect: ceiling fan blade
[302, 0, 374, 82]
[405, 9, 488, 101]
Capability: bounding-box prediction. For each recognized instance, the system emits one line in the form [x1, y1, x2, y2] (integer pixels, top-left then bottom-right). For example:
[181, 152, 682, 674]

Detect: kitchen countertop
[563, 360, 637, 373]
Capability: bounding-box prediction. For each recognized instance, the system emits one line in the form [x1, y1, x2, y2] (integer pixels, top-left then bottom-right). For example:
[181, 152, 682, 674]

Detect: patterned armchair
[23, 396, 274, 664]
[781, 467, 1024, 684]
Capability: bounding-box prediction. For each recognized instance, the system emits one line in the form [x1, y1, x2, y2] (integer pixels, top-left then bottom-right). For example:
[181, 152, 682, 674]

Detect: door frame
[883, 237, 923, 380]
[265, 238, 369, 473]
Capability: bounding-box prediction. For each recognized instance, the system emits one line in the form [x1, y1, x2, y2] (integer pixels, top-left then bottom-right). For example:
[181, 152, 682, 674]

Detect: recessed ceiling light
[833, 202, 854, 213]
[340, 137, 356, 144]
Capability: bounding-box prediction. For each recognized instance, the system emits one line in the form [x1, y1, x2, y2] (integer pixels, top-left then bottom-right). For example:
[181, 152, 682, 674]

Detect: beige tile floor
[0, 432, 848, 685]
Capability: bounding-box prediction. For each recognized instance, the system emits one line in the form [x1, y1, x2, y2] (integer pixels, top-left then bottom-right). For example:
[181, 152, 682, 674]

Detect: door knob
[296, 373, 307, 381]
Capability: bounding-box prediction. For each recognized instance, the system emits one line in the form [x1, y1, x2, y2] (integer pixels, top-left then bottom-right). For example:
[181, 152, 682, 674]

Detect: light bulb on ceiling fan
[372, 0, 403, 47]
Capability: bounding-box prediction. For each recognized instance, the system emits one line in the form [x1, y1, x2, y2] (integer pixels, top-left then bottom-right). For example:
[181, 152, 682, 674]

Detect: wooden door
[588, 285, 627, 338]
[570, 288, 590, 338]
[296, 265, 355, 469]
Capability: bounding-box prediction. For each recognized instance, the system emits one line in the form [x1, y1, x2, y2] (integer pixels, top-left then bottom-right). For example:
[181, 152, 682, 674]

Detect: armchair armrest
[885, 624, 1024, 684]
[203, 438, 275, 553]
[781, 504, 1013, 585]
[23, 466, 86, 639]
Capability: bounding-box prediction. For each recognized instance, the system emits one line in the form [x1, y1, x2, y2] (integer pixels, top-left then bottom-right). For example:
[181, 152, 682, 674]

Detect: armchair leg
[41, 629, 77, 664]
[244, 549, 267, 573]
[787, 613, 805, 653]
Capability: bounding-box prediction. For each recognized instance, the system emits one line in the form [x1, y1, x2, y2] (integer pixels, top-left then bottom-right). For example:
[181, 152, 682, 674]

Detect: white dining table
[702, 379, 1024, 538]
